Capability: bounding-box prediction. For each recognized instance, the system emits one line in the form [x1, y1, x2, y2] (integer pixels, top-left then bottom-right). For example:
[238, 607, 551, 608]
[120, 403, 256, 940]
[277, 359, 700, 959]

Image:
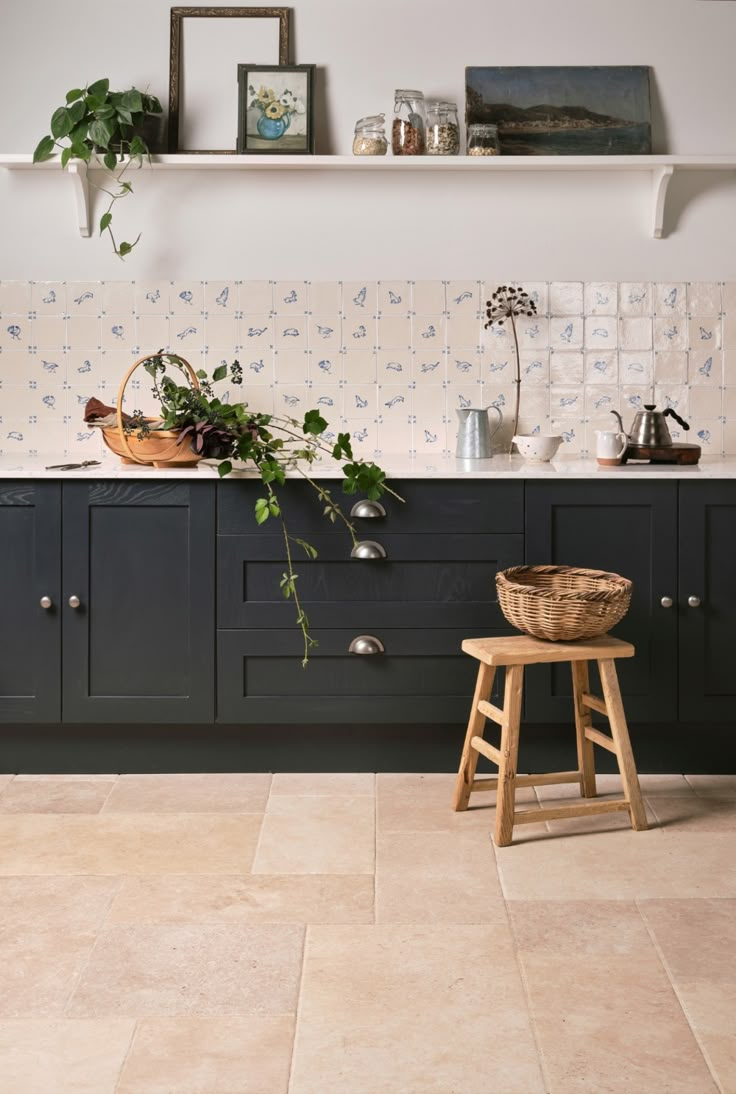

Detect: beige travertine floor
[0, 770, 734, 1093]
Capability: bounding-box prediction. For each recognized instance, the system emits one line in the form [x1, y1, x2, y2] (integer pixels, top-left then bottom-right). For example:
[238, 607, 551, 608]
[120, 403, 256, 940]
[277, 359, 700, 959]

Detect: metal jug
[611, 405, 690, 447]
[455, 405, 503, 459]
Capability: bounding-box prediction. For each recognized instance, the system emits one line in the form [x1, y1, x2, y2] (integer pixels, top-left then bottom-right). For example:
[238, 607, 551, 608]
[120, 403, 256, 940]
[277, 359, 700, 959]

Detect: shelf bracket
[67, 160, 91, 237]
[652, 164, 675, 239]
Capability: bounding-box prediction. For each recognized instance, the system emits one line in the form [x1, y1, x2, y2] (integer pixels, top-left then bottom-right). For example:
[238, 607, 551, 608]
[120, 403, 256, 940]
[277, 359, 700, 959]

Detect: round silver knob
[68, 595, 81, 609]
[40, 596, 53, 610]
[348, 635, 385, 656]
[688, 595, 701, 608]
[350, 540, 387, 560]
[350, 499, 387, 520]
[660, 596, 673, 609]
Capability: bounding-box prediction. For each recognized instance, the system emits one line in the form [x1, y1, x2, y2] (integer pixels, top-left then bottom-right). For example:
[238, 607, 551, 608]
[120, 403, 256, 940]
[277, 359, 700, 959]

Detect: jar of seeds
[353, 113, 388, 155]
[426, 100, 460, 155]
[467, 122, 500, 156]
[392, 89, 426, 155]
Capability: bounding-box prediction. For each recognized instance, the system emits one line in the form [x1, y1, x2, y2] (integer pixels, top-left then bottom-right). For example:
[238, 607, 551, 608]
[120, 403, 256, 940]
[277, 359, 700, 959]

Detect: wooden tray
[621, 442, 701, 465]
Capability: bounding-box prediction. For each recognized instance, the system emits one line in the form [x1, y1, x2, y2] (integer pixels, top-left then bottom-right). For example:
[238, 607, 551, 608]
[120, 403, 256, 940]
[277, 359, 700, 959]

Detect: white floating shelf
[2, 152, 735, 239]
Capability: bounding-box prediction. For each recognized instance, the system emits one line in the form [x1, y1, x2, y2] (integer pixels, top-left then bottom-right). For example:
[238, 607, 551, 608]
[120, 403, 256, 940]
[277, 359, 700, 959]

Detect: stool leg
[494, 664, 524, 847]
[598, 659, 648, 831]
[571, 660, 597, 797]
[452, 662, 496, 811]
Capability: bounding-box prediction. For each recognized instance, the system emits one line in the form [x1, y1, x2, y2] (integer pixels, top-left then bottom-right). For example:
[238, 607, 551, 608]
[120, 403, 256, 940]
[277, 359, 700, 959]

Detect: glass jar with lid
[353, 113, 388, 156]
[392, 89, 426, 155]
[426, 100, 460, 155]
[467, 122, 500, 156]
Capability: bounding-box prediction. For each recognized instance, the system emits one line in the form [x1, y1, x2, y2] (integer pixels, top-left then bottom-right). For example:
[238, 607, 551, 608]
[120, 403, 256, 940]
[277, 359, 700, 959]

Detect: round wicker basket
[496, 565, 632, 642]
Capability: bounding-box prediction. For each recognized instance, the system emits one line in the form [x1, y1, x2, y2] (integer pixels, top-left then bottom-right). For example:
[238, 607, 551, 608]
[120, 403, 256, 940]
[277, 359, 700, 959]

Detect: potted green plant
[118, 351, 401, 664]
[33, 78, 163, 258]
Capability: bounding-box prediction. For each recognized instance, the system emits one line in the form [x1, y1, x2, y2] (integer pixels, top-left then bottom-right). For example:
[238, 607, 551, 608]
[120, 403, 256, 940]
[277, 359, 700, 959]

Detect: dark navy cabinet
[0, 482, 61, 721]
[0, 480, 215, 725]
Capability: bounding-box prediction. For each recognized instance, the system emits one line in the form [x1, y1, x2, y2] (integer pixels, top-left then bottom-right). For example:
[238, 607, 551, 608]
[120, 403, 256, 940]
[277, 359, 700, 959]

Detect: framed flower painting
[237, 64, 315, 154]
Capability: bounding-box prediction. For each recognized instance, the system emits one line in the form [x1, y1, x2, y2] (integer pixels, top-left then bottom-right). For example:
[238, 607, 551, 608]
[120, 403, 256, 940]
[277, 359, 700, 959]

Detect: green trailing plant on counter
[484, 284, 538, 453]
[126, 351, 402, 664]
[33, 78, 163, 258]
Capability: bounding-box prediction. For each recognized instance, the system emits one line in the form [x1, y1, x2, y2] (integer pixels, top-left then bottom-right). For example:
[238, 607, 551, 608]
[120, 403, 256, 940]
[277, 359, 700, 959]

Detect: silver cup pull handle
[68, 595, 81, 609]
[348, 635, 385, 656]
[350, 500, 386, 520]
[40, 596, 53, 610]
[350, 540, 387, 560]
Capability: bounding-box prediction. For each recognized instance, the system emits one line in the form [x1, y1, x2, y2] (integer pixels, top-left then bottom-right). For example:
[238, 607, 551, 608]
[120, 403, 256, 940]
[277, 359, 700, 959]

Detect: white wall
[0, 0, 735, 279]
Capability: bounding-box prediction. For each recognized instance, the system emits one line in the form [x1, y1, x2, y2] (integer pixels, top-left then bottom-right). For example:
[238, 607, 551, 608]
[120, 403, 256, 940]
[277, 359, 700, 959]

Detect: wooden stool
[452, 634, 648, 846]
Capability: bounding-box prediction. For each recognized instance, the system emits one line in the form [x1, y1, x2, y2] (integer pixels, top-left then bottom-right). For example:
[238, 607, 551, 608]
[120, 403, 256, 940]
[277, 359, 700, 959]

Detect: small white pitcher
[596, 428, 627, 466]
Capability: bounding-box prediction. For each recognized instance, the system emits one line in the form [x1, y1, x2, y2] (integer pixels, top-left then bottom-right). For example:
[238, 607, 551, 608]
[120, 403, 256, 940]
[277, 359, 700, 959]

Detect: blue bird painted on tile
[42, 290, 56, 304]
[248, 327, 267, 337]
[663, 325, 678, 340]
[663, 394, 679, 409]
[458, 394, 471, 408]
[559, 323, 573, 343]
[698, 429, 711, 444]
[77, 360, 92, 373]
[699, 356, 713, 377]
[592, 328, 609, 339]
[76, 395, 92, 404]
[423, 430, 438, 443]
[595, 291, 609, 305]
[559, 396, 578, 407]
[355, 394, 368, 408]
[664, 288, 678, 308]
[7, 432, 23, 441]
[627, 362, 644, 373]
[283, 394, 300, 407]
[525, 361, 542, 376]
[491, 394, 507, 408]
[561, 429, 576, 443]
[594, 394, 612, 409]
[386, 362, 403, 372]
[593, 359, 609, 373]
[455, 360, 473, 372]
[317, 395, 334, 406]
[42, 395, 56, 408]
[353, 326, 367, 339]
[215, 287, 229, 307]
[249, 359, 265, 373]
[384, 395, 405, 408]
[318, 360, 332, 372]
[421, 326, 436, 339]
[628, 289, 646, 304]
[419, 362, 437, 373]
[111, 325, 125, 339]
[283, 327, 300, 337]
[532, 425, 541, 435]
[76, 432, 95, 442]
[179, 291, 194, 305]
[324, 431, 336, 442]
[7, 325, 21, 340]
[354, 427, 369, 441]
[74, 291, 94, 305]
[388, 291, 402, 305]
[699, 326, 713, 341]
[41, 360, 59, 372]
[353, 287, 367, 307]
[145, 288, 160, 304]
[453, 291, 472, 304]
[489, 361, 508, 373]
[629, 394, 643, 408]
[316, 325, 334, 338]
[283, 290, 298, 304]
[176, 327, 197, 340]
[526, 324, 540, 339]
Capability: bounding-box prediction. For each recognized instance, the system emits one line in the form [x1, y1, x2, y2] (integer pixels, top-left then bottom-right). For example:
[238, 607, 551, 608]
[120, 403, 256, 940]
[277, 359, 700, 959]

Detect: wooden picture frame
[237, 64, 315, 154]
[169, 7, 290, 154]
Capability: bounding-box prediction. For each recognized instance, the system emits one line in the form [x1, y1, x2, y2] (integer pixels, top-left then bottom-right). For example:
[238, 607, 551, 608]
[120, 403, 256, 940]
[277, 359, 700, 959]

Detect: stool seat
[462, 634, 635, 666]
[452, 632, 647, 846]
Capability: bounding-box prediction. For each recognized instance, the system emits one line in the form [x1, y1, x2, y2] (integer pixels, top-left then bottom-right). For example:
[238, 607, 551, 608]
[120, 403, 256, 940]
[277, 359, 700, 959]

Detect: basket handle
[115, 352, 200, 464]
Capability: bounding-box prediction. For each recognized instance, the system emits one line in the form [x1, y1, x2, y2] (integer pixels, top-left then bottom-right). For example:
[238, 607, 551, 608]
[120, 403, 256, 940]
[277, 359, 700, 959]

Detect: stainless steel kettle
[611, 404, 690, 447]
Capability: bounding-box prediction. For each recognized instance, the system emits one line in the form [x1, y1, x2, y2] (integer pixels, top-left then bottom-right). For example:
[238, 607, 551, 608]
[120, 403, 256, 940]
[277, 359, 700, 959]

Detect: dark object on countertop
[84, 397, 134, 429]
[621, 441, 701, 465]
[45, 460, 101, 470]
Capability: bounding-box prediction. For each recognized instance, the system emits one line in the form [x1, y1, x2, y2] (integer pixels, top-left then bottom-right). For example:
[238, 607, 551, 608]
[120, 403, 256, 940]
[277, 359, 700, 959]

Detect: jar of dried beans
[392, 89, 426, 155]
[426, 100, 460, 155]
[467, 122, 500, 156]
[352, 113, 388, 155]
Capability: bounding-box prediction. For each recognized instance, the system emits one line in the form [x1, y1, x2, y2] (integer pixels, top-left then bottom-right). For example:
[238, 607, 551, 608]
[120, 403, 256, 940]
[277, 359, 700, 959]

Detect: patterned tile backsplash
[0, 279, 735, 460]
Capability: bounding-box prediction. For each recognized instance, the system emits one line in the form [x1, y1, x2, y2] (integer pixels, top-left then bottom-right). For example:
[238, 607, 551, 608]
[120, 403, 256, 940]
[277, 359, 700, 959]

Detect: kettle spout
[610, 409, 627, 437]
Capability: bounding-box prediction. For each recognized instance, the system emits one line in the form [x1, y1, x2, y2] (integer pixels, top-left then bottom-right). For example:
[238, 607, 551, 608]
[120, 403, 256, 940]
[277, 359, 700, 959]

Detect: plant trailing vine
[484, 285, 537, 453]
[125, 352, 401, 664]
[33, 78, 162, 258]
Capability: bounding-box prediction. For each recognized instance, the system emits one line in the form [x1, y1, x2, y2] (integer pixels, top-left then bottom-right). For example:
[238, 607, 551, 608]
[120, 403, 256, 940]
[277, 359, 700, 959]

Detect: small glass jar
[426, 100, 460, 155]
[352, 113, 388, 156]
[467, 122, 500, 156]
[392, 89, 426, 155]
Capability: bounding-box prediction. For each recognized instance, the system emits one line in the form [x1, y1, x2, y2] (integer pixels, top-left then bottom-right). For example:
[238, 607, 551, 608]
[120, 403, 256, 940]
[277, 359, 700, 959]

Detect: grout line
[285, 924, 309, 1093]
[112, 1018, 139, 1094]
[636, 898, 725, 1094]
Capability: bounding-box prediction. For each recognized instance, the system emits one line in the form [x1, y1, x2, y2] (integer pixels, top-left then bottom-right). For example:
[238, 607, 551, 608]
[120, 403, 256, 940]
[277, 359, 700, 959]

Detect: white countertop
[1, 454, 735, 479]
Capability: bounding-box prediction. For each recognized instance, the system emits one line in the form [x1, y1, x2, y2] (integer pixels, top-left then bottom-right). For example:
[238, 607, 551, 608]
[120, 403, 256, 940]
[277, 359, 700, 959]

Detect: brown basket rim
[497, 565, 632, 603]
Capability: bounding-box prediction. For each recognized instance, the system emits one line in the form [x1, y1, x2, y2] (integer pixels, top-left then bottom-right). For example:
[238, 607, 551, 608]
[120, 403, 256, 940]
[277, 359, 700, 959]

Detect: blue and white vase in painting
[256, 112, 290, 141]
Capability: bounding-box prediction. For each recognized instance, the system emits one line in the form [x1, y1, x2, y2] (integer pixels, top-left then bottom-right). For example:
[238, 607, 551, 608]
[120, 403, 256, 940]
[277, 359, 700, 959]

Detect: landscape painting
[465, 66, 652, 155]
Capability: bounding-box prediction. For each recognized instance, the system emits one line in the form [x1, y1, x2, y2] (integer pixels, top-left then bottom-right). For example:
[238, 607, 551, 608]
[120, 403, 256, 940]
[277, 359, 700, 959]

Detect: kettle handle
[664, 407, 690, 431]
[486, 404, 503, 438]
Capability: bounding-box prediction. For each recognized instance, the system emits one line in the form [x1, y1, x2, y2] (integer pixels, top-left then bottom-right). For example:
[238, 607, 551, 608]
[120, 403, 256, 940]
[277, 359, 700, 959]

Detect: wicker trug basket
[496, 564, 632, 642]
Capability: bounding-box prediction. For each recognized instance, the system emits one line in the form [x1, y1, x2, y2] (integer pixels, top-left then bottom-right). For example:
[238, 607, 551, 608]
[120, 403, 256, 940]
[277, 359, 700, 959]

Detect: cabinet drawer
[217, 533, 522, 629]
[218, 479, 523, 535]
[217, 628, 505, 724]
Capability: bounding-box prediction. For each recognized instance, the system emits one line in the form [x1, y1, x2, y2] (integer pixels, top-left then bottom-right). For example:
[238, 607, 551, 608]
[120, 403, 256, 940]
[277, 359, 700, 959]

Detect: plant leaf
[87, 78, 110, 99]
[60, 146, 73, 168]
[99, 212, 112, 233]
[65, 88, 84, 103]
[67, 99, 86, 125]
[50, 107, 73, 139]
[121, 89, 143, 114]
[212, 364, 227, 383]
[103, 150, 117, 171]
[217, 460, 233, 478]
[88, 118, 113, 148]
[32, 135, 56, 163]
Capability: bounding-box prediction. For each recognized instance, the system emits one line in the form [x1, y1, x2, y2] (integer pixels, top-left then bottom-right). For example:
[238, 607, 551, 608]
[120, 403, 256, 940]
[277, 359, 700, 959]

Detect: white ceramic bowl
[513, 434, 563, 462]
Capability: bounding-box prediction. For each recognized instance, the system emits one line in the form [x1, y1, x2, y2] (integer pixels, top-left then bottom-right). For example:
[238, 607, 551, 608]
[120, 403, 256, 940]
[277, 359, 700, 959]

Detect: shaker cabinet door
[524, 481, 678, 723]
[678, 481, 736, 722]
[61, 481, 215, 723]
[0, 482, 61, 722]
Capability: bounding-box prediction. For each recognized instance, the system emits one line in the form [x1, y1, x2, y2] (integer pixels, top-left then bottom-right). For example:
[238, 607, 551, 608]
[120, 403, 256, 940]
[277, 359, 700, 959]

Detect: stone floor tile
[108, 874, 374, 925]
[253, 796, 374, 874]
[638, 899, 736, 981]
[377, 771, 536, 834]
[289, 924, 544, 1094]
[0, 877, 120, 1017]
[535, 773, 693, 800]
[0, 775, 14, 793]
[0, 775, 115, 814]
[495, 831, 736, 900]
[685, 775, 736, 797]
[116, 1016, 295, 1094]
[508, 899, 653, 954]
[648, 796, 736, 832]
[270, 773, 374, 795]
[67, 923, 304, 1017]
[0, 814, 262, 875]
[674, 980, 736, 1094]
[0, 1019, 134, 1094]
[102, 773, 271, 813]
